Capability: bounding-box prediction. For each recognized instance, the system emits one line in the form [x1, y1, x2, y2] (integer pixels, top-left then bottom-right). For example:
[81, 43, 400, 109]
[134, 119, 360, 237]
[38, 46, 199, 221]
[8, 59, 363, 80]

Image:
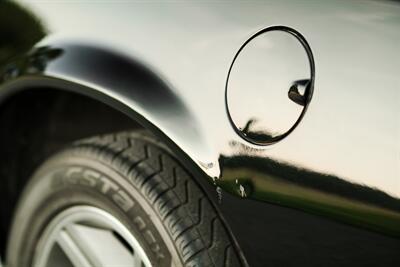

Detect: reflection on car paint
[220, 150, 400, 237]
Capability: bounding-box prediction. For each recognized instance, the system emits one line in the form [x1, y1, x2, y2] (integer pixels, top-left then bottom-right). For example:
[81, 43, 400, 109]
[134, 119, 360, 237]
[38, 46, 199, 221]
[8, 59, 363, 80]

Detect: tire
[6, 131, 241, 267]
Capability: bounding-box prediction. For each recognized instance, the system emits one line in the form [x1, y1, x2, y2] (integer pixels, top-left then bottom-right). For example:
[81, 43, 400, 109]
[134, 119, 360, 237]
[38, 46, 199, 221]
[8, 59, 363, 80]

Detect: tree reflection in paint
[0, 1, 46, 69]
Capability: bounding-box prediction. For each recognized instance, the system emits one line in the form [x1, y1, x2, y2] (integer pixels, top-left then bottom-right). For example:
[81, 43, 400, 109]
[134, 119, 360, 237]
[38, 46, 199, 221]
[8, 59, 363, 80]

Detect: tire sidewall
[6, 151, 182, 267]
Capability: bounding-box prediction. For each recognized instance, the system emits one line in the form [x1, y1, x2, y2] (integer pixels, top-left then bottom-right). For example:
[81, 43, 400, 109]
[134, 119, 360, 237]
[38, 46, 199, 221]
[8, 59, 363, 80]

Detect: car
[0, 1, 399, 266]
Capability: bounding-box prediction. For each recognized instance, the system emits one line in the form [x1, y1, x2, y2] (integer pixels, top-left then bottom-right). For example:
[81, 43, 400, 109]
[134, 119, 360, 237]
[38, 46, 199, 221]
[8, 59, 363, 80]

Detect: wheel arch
[0, 40, 220, 258]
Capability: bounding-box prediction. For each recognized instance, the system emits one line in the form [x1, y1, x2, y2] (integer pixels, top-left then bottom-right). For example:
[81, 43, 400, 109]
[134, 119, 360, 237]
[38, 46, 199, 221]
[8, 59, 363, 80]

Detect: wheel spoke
[133, 252, 143, 267]
[56, 230, 93, 267]
[34, 206, 152, 267]
[62, 224, 135, 267]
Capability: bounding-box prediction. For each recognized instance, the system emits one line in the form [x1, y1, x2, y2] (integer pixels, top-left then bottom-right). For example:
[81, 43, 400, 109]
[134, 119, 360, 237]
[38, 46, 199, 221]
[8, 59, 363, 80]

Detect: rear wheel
[6, 131, 241, 267]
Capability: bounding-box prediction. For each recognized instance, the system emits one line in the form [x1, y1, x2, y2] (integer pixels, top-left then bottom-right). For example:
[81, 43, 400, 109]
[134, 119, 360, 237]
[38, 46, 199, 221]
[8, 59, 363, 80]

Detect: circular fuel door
[226, 26, 315, 145]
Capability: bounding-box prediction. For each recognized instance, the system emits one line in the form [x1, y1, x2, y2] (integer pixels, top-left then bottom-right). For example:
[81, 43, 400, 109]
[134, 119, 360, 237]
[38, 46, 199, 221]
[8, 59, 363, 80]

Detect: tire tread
[72, 131, 241, 267]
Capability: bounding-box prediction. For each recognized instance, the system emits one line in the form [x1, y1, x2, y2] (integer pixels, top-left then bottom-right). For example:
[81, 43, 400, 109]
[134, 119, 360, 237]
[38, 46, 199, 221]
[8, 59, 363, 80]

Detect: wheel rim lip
[33, 205, 152, 267]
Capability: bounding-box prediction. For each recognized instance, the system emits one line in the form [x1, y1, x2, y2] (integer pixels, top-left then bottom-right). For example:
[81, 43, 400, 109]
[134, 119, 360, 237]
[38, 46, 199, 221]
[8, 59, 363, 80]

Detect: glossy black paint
[0, 1, 399, 266]
[0, 42, 209, 164]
